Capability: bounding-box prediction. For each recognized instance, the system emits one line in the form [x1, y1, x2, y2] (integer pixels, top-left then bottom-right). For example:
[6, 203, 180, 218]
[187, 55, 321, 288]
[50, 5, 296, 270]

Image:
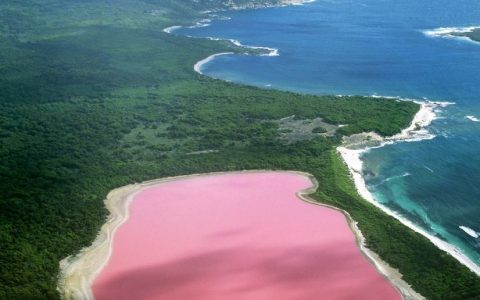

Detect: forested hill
[1, 1, 479, 299]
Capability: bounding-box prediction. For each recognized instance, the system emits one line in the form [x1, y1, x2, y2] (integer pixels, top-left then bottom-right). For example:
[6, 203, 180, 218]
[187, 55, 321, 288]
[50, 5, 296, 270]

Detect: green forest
[1, 0, 479, 299]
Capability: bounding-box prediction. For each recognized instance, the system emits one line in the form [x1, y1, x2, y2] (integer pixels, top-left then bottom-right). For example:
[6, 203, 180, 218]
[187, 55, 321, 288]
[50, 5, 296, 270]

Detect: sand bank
[58, 171, 419, 300]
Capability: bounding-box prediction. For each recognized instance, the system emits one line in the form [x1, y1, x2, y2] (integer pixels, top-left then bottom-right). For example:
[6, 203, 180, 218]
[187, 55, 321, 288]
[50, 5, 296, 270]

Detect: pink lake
[92, 172, 401, 300]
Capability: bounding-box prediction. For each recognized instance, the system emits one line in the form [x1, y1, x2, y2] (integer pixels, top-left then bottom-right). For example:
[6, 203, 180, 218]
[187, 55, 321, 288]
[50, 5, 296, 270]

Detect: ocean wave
[422, 26, 480, 44]
[340, 98, 453, 152]
[460, 226, 480, 239]
[386, 101, 453, 142]
[286, 0, 317, 6]
[189, 18, 212, 29]
[466, 115, 480, 122]
[162, 14, 229, 34]
[374, 172, 411, 187]
[423, 26, 479, 37]
[424, 166, 434, 173]
[224, 38, 280, 56]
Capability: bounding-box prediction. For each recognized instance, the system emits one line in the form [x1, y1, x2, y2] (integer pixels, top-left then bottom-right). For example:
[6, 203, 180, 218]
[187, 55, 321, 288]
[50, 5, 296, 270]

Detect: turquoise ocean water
[177, 0, 480, 266]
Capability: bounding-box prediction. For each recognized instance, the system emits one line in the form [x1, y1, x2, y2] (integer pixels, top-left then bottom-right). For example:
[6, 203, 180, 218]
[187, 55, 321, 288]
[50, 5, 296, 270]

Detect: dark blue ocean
[178, 0, 480, 265]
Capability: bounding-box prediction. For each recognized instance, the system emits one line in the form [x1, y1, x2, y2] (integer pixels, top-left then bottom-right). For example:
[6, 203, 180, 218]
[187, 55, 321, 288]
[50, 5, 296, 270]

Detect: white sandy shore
[337, 101, 480, 276]
[194, 52, 233, 74]
[57, 184, 140, 300]
[162, 25, 182, 34]
[57, 170, 421, 300]
[57, 173, 218, 300]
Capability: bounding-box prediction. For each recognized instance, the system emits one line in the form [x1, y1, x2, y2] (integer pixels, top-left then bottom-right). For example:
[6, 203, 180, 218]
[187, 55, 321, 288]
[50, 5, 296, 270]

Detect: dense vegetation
[1, 0, 479, 299]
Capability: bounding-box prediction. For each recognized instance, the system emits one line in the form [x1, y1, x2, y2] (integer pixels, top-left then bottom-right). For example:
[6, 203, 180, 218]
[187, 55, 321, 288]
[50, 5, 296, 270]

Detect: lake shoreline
[57, 170, 421, 300]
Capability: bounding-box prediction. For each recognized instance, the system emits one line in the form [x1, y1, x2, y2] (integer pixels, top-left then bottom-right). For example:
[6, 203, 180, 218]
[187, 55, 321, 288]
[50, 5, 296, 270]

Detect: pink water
[92, 172, 401, 300]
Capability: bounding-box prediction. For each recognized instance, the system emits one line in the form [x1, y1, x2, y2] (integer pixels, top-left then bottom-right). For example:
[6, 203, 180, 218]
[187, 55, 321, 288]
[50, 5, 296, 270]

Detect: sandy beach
[162, 25, 182, 34]
[57, 170, 420, 300]
[193, 52, 233, 74]
[338, 101, 480, 276]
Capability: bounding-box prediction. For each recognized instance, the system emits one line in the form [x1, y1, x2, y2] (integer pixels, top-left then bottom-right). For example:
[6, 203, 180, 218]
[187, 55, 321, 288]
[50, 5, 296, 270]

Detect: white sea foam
[370, 93, 403, 100]
[282, 0, 316, 6]
[202, 37, 280, 56]
[189, 18, 212, 29]
[423, 26, 478, 37]
[466, 115, 479, 122]
[460, 226, 479, 239]
[424, 166, 434, 173]
[161, 15, 222, 34]
[227, 38, 279, 56]
[375, 172, 411, 187]
[366, 98, 454, 143]
[193, 52, 233, 74]
[423, 26, 480, 43]
[338, 101, 480, 276]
